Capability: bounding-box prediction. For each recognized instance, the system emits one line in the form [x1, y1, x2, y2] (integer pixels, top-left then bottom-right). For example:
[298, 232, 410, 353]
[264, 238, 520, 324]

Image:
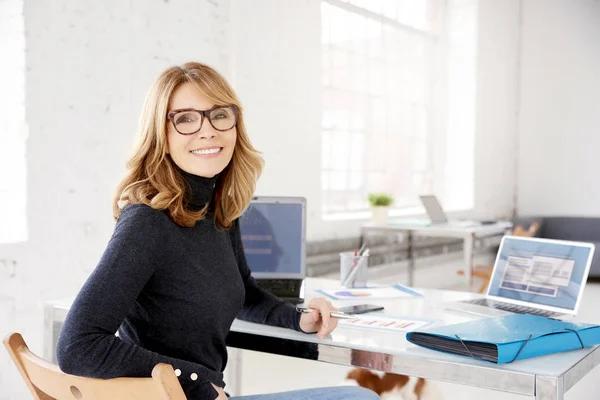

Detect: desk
[44, 278, 599, 400]
[360, 221, 513, 285]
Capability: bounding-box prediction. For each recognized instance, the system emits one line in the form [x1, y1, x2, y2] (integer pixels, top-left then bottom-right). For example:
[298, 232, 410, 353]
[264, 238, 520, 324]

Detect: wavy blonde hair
[113, 62, 264, 228]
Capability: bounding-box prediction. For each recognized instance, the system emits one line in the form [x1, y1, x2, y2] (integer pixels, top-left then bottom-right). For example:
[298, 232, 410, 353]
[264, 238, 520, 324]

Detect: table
[360, 221, 513, 285]
[44, 278, 599, 399]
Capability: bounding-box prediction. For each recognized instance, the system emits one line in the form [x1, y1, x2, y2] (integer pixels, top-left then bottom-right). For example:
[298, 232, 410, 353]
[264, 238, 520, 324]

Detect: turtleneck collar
[172, 160, 219, 210]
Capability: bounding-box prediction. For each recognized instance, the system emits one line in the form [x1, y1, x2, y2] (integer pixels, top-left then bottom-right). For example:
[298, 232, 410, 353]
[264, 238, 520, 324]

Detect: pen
[296, 307, 358, 320]
[341, 248, 370, 287]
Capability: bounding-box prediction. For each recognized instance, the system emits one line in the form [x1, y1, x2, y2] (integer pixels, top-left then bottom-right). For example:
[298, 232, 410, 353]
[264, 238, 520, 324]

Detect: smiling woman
[113, 62, 262, 229]
[56, 62, 379, 400]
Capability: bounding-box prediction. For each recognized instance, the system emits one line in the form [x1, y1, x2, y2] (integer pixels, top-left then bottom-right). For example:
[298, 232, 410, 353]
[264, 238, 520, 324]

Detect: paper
[319, 284, 422, 300]
[339, 314, 433, 333]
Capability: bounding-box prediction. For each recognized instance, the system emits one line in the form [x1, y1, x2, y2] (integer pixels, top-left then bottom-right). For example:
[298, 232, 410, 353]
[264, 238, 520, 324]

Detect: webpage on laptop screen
[487, 238, 592, 310]
[239, 203, 303, 274]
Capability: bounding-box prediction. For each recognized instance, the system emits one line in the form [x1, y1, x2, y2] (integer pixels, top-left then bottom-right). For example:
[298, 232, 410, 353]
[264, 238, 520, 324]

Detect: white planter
[371, 206, 389, 226]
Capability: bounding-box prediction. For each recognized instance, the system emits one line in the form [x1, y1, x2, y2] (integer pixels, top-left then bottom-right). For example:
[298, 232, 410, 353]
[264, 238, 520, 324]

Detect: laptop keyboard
[255, 279, 302, 297]
[466, 298, 559, 317]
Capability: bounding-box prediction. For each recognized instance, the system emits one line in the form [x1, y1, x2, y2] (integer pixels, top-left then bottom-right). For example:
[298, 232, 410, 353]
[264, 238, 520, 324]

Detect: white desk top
[361, 220, 513, 237]
[231, 278, 595, 379]
[46, 277, 599, 398]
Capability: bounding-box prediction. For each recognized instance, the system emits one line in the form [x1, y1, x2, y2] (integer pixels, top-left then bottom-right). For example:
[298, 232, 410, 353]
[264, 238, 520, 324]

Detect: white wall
[230, 0, 327, 238]
[232, 0, 520, 240]
[0, 0, 524, 397]
[0, 0, 27, 244]
[517, 0, 600, 216]
[474, 0, 520, 219]
[0, 1, 233, 398]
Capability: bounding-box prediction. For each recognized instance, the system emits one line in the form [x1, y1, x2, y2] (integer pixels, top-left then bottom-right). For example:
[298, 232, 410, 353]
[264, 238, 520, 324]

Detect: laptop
[445, 236, 595, 318]
[239, 196, 306, 304]
[419, 195, 481, 227]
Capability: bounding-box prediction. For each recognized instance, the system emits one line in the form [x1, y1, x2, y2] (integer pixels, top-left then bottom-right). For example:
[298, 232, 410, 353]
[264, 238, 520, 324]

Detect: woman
[56, 62, 379, 400]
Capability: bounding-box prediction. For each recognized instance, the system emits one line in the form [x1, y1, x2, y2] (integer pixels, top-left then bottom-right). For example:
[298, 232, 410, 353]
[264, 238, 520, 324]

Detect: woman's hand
[299, 297, 339, 339]
[211, 383, 228, 400]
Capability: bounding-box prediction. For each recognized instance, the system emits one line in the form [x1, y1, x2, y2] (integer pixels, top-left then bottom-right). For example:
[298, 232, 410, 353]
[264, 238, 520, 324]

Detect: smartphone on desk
[336, 304, 384, 315]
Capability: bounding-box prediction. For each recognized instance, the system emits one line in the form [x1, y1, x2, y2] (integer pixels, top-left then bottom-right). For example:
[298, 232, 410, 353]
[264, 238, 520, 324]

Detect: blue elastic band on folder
[454, 335, 479, 361]
[510, 334, 533, 363]
[454, 334, 534, 363]
[565, 328, 586, 349]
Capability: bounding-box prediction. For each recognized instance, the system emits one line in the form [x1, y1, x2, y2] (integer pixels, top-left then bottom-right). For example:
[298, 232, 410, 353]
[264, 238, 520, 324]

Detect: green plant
[368, 193, 394, 207]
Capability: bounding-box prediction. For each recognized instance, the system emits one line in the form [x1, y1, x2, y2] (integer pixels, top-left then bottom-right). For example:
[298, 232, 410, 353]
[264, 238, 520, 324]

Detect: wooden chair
[3, 332, 187, 400]
[458, 222, 541, 293]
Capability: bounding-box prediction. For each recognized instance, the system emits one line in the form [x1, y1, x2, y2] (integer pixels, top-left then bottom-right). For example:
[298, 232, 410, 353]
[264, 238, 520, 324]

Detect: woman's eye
[176, 113, 198, 124]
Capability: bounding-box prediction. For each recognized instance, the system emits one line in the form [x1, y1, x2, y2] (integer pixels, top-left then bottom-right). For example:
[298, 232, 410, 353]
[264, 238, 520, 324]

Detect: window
[321, 0, 475, 216]
[0, 0, 27, 243]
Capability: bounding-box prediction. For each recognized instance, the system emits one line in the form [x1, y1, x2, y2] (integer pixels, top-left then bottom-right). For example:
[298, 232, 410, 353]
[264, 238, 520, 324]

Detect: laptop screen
[419, 195, 448, 223]
[239, 198, 305, 279]
[487, 237, 594, 312]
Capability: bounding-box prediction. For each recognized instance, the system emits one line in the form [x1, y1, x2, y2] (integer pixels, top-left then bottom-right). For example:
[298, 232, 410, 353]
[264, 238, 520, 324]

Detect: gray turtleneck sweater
[56, 169, 303, 399]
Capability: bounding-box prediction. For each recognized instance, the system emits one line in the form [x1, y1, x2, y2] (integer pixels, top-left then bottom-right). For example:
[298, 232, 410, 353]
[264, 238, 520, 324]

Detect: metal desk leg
[225, 347, 244, 396]
[462, 233, 474, 285]
[407, 231, 415, 287]
[535, 375, 564, 400]
[43, 303, 56, 362]
[386, 233, 394, 266]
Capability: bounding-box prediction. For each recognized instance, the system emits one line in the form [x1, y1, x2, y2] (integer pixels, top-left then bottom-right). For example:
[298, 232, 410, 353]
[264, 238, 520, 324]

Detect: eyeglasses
[167, 105, 239, 135]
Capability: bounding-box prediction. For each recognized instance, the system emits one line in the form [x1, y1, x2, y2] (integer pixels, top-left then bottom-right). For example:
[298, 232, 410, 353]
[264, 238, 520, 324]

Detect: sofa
[513, 216, 600, 278]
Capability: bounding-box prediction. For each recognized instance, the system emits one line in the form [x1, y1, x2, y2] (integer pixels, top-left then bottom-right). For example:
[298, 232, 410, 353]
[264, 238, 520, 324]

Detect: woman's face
[166, 82, 237, 178]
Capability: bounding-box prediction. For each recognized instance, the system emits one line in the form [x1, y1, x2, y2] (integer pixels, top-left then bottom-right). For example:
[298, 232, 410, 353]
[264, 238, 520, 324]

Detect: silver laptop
[446, 236, 595, 318]
[239, 196, 306, 304]
[419, 195, 480, 227]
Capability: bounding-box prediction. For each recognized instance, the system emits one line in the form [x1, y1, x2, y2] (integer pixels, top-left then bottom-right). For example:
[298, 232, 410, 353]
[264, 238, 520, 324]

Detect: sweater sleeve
[56, 204, 220, 400]
[228, 219, 303, 332]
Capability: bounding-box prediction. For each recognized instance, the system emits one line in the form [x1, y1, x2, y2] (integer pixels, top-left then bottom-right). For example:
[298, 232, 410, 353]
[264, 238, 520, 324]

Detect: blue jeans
[229, 386, 380, 400]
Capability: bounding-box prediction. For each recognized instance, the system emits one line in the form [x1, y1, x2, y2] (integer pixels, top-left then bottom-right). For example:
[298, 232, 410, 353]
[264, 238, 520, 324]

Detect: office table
[44, 278, 599, 399]
[360, 221, 513, 285]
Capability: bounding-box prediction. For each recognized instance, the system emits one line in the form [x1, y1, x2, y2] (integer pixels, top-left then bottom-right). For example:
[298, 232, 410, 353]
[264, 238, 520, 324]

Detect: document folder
[406, 314, 600, 363]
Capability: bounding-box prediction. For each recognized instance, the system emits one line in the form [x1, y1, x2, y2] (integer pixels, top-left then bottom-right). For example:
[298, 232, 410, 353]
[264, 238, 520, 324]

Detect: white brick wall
[0, 0, 27, 245]
[1, 1, 232, 398]
[0, 0, 26, 397]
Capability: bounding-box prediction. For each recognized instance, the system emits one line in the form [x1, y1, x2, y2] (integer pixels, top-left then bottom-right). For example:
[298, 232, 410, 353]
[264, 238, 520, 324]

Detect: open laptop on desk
[445, 236, 595, 318]
[419, 195, 482, 227]
[239, 196, 306, 304]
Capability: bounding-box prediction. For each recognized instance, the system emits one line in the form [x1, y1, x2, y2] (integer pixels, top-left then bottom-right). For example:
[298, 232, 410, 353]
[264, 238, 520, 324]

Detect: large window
[0, 0, 27, 243]
[321, 0, 475, 216]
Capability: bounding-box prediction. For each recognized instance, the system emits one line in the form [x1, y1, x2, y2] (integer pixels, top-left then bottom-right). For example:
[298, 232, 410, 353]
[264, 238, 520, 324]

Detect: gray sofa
[513, 216, 600, 278]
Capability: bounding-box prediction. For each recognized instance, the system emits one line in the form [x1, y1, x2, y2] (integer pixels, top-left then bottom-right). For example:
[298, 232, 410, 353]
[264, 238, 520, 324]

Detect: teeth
[191, 148, 221, 155]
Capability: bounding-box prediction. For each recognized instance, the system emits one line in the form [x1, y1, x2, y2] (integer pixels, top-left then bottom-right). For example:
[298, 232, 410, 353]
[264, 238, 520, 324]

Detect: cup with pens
[340, 244, 370, 288]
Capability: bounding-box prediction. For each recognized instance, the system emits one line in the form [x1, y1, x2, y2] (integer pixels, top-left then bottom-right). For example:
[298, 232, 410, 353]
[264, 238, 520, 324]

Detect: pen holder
[340, 252, 368, 288]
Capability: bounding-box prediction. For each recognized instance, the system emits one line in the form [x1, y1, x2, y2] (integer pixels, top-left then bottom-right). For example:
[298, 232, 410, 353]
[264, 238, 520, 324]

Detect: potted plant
[368, 193, 393, 225]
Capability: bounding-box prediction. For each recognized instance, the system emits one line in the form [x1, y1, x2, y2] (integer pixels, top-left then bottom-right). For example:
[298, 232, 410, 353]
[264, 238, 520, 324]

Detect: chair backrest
[3, 332, 187, 400]
[512, 222, 540, 237]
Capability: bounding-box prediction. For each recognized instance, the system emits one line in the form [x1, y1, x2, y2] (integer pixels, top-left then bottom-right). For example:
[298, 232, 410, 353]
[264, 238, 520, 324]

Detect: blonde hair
[113, 62, 264, 228]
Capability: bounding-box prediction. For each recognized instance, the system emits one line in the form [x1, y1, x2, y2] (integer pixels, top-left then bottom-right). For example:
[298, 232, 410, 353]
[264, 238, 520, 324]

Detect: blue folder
[406, 314, 600, 364]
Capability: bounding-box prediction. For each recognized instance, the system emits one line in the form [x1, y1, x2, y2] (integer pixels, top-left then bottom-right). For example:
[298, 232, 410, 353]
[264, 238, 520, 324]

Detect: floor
[227, 251, 600, 399]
